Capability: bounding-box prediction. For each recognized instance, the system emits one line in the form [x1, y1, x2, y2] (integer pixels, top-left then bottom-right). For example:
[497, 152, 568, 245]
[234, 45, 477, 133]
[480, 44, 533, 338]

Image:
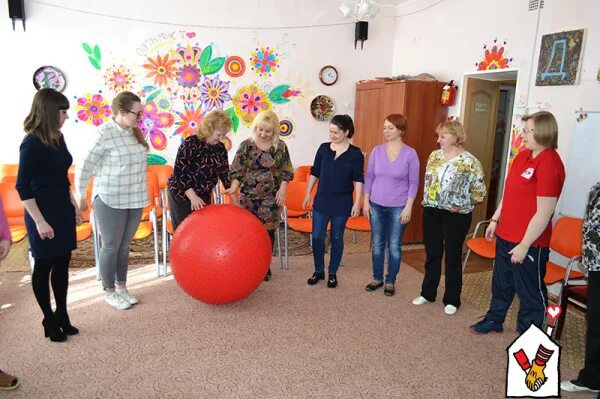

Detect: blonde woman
[228, 110, 294, 281]
[76, 91, 149, 311]
[167, 110, 233, 230]
[412, 121, 486, 315]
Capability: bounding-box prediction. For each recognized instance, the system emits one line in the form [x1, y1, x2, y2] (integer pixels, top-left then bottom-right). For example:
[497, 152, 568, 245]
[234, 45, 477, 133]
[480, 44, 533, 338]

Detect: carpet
[0, 253, 586, 399]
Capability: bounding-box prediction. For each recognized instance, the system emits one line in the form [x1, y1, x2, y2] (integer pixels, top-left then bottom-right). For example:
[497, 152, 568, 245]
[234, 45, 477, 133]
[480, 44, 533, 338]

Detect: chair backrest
[147, 164, 174, 190]
[285, 181, 309, 212]
[550, 216, 584, 258]
[0, 175, 17, 184]
[0, 182, 24, 220]
[292, 165, 312, 183]
[0, 164, 18, 180]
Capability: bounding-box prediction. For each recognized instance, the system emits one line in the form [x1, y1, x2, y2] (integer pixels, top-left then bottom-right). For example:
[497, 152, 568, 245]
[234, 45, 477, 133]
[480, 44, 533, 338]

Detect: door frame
[457, 67, 523, 204]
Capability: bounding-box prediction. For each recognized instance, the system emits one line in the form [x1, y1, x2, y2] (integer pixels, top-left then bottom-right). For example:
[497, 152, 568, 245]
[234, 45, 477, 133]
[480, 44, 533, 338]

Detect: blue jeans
[312, 210, 349, 275]
[370, 202, 406, 284]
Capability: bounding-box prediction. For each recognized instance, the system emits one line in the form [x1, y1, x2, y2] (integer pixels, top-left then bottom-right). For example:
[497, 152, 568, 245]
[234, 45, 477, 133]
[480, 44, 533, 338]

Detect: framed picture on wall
[535, 29, 584, 86]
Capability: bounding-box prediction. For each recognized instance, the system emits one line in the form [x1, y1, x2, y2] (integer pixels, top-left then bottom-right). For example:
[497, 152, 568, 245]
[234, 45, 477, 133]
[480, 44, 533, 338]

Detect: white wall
[0, 0, 397, 166]
[392, 0, 600, 166]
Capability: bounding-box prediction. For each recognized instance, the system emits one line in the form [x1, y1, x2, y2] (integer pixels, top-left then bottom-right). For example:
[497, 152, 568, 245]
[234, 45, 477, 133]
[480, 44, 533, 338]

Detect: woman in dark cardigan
[303, 114, 364, 288]
[16, 88, 83, 342]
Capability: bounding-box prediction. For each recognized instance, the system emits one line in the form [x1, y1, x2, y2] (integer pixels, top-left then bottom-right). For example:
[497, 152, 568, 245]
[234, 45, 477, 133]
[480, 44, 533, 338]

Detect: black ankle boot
[327, 274, 337, 288]
[42, 316, 67, 342]
[55, 310, 79, 335]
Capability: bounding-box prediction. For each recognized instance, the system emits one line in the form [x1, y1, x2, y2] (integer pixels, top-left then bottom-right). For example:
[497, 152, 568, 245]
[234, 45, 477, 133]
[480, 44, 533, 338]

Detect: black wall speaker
[355, 21, 368, 49]
[8, 0, 26, 30]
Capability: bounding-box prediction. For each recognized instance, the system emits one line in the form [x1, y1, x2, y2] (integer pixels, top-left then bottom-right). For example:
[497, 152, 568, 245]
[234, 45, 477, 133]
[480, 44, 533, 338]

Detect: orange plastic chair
[0, 164, 19, 180]
[0, 175, 17, 184]
[147, 164, 174, 207]
[292, 165, 312, 183]
[0, 182, 26, 242]
[544, 216, 585, 285]
[462, 220, 497, 272]
[346, 190, 371, 244]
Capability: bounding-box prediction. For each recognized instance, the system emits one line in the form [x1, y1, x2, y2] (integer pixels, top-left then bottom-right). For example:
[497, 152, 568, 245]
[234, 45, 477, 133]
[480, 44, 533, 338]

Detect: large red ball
[169, 204, 272, 304]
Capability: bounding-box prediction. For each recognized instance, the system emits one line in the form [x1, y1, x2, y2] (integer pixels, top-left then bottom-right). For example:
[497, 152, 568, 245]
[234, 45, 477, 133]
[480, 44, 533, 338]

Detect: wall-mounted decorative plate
[310, 95, 335, 122]
[33, 66, 67, 92]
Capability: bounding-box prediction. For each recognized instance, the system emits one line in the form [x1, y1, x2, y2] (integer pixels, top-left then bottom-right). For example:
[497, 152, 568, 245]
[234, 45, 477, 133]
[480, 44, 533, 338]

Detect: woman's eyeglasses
[126, 110, 143, 118]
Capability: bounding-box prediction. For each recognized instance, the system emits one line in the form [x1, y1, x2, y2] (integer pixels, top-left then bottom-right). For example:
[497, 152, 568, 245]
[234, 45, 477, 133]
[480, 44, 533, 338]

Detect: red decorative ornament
[224, 56, 246, 78]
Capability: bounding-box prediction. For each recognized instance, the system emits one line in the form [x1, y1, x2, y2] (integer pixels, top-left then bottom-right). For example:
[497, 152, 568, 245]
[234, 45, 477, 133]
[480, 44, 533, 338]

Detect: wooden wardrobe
[353, 80, 448, 243]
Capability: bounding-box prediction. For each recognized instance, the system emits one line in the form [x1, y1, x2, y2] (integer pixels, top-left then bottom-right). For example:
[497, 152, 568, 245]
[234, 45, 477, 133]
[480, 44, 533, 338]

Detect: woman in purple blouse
[363, 114, 419, 296]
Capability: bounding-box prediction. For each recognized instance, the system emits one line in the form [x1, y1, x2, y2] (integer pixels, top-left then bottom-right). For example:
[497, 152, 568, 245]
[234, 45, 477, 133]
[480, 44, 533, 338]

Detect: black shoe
[384, 284, 395, 296]
[365, 281, 384, 292]
[55, 310, 79, 335]
[42, 316, 67, 342]
[307, 273, 324, 285]
[264, 268, 272, 282]
[327, 274, 337, 288]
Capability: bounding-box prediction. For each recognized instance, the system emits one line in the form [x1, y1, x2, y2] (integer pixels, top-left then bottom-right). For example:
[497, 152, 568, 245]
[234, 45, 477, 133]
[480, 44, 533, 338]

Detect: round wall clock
[319, 65, 338, 86]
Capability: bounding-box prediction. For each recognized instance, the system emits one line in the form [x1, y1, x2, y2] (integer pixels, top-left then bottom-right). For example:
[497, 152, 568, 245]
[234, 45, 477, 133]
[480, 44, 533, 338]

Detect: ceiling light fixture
[339, 0, 380, 20]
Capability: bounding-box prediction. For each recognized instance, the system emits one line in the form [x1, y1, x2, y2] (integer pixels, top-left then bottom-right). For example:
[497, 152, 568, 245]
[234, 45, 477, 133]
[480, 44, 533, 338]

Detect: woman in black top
[303, 115, 364, 288]
[16, 88, 84, 342]
[167, 110, 233, 230]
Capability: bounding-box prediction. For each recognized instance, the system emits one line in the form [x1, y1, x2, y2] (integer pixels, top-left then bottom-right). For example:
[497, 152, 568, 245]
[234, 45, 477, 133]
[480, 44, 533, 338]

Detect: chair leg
[276, 227, 283, 270]
[461, 249, 472, 273]
[161, 216, 167, 277]
[92, 215, 101, 281]
[284, 221, 289, 270]
[152, 218, 160, 276]
[352, 230, 356, 244]
[553, 282, 569, 340]
[28, 249, 34, 274]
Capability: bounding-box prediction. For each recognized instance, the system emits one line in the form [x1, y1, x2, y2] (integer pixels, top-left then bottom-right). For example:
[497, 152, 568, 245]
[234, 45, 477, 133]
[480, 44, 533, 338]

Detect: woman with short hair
[470, 111, 565, 334]
[167, 109, 233, 230]
[412, 120, 486, 315]
[228, 110, 294, 281]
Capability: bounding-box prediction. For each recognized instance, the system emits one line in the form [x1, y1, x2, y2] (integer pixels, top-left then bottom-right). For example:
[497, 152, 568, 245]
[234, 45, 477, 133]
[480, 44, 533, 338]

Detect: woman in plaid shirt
[76, 92, 149, 311]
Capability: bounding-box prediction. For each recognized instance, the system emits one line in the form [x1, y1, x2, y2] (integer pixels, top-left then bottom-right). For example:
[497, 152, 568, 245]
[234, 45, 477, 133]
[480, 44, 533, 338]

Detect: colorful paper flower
[199, 76, 231, 111]
[509, 124, 524, 165]
[177, 65, 202, 88]
[104, 65, 135, 93]
[172, 43, 203, 66]
[476, 40, 513, 71]
[232, 84, 272, 126]
[250, 46, 279, 77]
[139, 101, 174, 151]
[75, 93, 111, 126]
[175, 106, 203, 138]
[143, 53, 177, 87]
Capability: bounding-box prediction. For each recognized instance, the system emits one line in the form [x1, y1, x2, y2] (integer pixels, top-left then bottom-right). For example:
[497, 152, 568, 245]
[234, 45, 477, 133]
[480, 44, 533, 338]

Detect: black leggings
[31, 253, 72, 317]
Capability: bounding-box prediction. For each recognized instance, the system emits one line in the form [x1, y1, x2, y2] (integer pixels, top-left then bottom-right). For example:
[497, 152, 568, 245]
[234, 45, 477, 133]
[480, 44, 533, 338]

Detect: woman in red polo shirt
[470, 111, 565, 335]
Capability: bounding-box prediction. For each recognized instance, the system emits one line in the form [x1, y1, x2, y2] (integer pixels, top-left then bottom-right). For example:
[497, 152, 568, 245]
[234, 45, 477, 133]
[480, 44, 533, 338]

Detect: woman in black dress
[16, 88, 83, 342]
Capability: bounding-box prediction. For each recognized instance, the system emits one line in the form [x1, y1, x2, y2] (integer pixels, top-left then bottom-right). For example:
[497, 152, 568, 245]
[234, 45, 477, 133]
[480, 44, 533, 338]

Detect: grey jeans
[93, 197, 143, 290]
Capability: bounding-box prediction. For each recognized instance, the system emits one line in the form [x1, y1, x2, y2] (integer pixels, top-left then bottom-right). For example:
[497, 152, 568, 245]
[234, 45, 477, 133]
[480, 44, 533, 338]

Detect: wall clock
[319, 65, 338, 86]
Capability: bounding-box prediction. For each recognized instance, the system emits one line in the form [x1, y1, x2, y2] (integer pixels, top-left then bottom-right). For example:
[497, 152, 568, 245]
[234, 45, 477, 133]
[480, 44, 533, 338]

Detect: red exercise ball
[169, 204, 272, 304]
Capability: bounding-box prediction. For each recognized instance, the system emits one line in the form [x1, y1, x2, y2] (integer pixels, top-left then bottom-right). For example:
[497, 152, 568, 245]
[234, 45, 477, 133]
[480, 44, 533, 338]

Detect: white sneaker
[560, 380, 599, 393]
[412, 296, 432, 305]
[117, 289, 138, 305]
[444, 305, 458, 315]
[105, 292, 132, 310]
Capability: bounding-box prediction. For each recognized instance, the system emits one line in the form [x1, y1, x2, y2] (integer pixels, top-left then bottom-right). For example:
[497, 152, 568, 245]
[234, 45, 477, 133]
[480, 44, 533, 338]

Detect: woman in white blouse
[76, 92, 149, 311]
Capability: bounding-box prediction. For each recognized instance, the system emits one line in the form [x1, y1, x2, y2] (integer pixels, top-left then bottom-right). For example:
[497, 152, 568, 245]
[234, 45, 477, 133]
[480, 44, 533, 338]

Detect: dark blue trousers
[485, 236, 549, 334]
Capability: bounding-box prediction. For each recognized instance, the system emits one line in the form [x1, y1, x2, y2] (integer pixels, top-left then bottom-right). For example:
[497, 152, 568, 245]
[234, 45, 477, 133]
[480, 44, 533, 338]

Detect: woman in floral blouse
[167, 109, 232, 230]
[228, 110, 294, 281]
[412, 120, 486, 315]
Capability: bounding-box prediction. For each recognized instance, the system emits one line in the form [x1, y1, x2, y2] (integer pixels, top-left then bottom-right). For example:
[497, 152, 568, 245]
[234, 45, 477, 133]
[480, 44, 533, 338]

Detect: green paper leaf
[88, 56, 101, 70]
[146, 89, 162, 103]
[93, 45, 101, 63]
[268, 84, 291, 104]
[200, 45, 213, 72]
[82, 42, 92, 54]
[147, 154, 167, 165]
[225, 107, 240, 133]
[203, 57, 226, 75]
